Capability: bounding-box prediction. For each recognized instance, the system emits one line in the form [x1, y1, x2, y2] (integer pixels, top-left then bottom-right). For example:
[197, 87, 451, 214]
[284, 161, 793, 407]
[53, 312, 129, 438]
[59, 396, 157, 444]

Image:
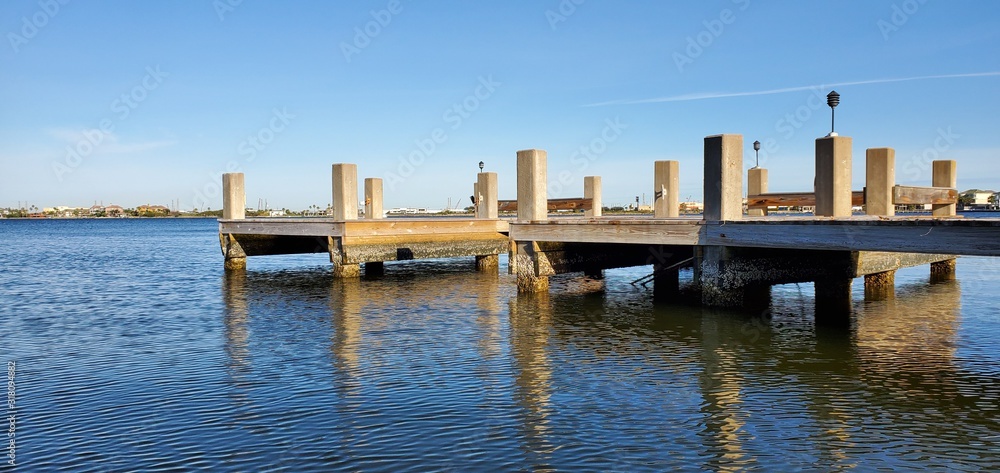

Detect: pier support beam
[514, 246, 549, 293]
[864, 270, 895, 300]
[652, 263, 679, 302]
[222, 234, 247, 271]
[364, 178, 383, 219]
[930, 259, 957, 282]
[364, 261, 384, 278]
[694, 246, 770, 312]
[332, 164, 359, 221]
[654, 160, 680, 218]
[815, 278, 853, 326]
[748, 167, 767, 216]
[865, 148, 895, 217]
[932, 160, 957, 217]
[333, 263, 361, 278]
[584, 176, 602, 217]
[476, 254, 499, 272]
[476, 172, 498, 219]
[815, 136, 853, 217]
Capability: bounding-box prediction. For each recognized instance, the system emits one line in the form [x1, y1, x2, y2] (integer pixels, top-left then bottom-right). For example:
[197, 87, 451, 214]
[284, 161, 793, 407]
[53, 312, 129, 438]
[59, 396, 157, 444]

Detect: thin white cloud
[47, 128, 175, 154]
[584, 71, 1000, 107]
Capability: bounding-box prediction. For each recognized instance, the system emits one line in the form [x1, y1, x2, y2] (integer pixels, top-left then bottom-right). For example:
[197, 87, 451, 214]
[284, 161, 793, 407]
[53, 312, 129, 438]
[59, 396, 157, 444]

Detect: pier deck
[220, 217, 509, 274]
[508, 215, 1000, 257]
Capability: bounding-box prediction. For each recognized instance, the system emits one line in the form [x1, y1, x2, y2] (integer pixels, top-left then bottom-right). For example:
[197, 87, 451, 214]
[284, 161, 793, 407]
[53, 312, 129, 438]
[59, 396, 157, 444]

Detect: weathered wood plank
[892, 185, 958, 205]
[219, 220, 345, 237]
[342, 232, 507, 247]
[509, 220, 704, 245]
[705, 221, 1000, 256]
[344, 219, 508, 236]
[498, 198, 593, 212]
[747, 191, 864, 208]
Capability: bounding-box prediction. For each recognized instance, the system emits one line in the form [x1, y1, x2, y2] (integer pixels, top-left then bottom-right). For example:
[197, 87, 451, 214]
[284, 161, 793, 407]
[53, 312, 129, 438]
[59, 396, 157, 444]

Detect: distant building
[137, 204, 170, 215]
[679, 201, 703, 213]
[104, 205, 125, 217]
[89, 205, 104, 215]
[963, 190, 996, 210]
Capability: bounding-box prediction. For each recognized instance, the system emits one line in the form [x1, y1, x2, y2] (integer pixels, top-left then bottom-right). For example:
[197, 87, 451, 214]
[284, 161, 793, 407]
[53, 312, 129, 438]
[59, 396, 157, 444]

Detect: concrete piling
[930, 259, 957, 282]
[654, 160, 680, 218]
[815, 136, 853, 217]
[865, 148, 895, 217]
[222, 173, 245, 220]
[864, 270, 895, 300]
[476, 172, 498, 219]
[221, 173, 246, 271]
[332, 164, 359, 221]
[704, 135, 743, 221]
[515, 150, 549, 291]
[932, 160, 957, 217]
[364, 178, 383, 219]
[516, 149, 547, 222]
[747, 167, 767, 216]
[814, 278, 853, 326]
[584, 176, 602, 217]
[931, 160, 958, 278]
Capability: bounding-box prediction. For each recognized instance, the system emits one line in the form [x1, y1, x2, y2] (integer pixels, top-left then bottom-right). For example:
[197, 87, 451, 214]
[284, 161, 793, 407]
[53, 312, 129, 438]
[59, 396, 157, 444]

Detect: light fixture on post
[753, 140, 761, 168]
[478, 161, 484, 172]
[827, 90, 840, 137]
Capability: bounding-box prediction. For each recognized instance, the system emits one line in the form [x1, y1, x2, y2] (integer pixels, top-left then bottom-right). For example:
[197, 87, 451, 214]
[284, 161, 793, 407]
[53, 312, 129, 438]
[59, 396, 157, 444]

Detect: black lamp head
[827, 90, 840, 109]
[753, 140, 761, 152]
[478, 161, 484, 172]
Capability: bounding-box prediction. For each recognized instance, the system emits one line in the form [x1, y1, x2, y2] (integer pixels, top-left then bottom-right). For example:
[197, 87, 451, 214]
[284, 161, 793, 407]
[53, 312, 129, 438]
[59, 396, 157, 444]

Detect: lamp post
[752, 140, 760, 168]
[827, 90, 840, 137]
[478, 161, 484, 172]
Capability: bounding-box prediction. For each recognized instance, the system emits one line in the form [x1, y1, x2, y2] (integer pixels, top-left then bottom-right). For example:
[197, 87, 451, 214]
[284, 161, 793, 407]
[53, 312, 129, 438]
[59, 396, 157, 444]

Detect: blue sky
[2, 0, 998, 211]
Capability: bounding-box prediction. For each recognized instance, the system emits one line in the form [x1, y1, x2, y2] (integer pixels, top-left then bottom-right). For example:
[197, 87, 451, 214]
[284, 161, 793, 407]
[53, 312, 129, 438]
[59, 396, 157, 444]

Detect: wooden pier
[218, 133, 1000, 319]
[219, 165, 509, 276]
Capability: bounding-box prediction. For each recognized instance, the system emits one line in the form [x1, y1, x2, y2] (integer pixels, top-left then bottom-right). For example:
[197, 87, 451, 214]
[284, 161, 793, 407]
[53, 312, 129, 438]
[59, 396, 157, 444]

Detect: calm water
[2, 217, 999, 471]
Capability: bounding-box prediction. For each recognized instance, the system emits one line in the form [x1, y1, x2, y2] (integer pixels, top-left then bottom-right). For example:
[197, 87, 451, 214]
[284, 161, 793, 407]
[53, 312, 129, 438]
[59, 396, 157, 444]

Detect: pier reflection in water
[217, 257, 999, 471]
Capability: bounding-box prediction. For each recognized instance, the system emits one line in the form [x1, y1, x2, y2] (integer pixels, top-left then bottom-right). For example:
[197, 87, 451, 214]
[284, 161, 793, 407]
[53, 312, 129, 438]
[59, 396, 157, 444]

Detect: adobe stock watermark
[545, 0, 585, 30]
[384, 75, 501, 191]
[51, 65, 169, 181]
[900, 127, 959, 183]
[213, 0, 244, 21]
[547, 117, 627, 198]
[340, 0, 403, 63]
[877, 0, 929, 40]
[7, 0, 70, 54]
[673, 0, 750, 72]
[191, 107, 295, 211]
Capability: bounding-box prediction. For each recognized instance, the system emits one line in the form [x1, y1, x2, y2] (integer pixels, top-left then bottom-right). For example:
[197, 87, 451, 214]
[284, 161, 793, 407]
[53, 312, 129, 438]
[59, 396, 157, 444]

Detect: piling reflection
[508, 292, 556, 468]
[537, 273, 996, 469]
[697, 316, 753, 472]
[329, 278, 364, 379]
[220, 270, 261, 429]
[222, 271, 251, 377]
